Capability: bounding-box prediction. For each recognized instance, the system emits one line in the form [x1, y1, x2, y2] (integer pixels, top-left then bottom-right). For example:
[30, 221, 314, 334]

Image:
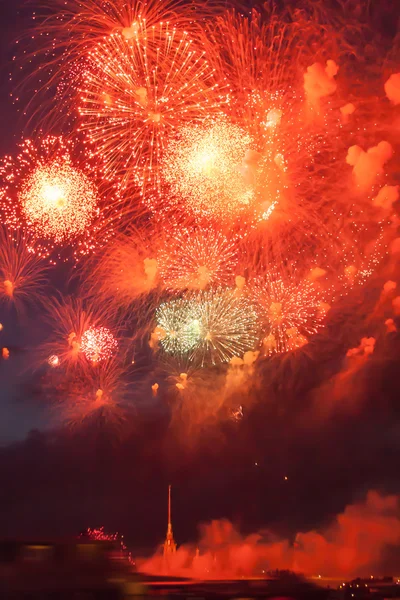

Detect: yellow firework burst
[0, 136, 115, 260]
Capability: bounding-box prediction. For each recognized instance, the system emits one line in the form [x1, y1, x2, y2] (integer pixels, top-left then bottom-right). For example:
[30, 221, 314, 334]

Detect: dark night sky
[0, 0, 399, 556]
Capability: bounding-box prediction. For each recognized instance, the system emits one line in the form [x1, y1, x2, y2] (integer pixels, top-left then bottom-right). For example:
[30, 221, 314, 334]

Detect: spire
[168, 484, 171, 528]
[163, 485, 177, 556]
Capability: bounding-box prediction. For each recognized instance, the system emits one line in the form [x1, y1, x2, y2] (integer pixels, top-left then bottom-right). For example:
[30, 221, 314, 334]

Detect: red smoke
[140, 491, 400, 579]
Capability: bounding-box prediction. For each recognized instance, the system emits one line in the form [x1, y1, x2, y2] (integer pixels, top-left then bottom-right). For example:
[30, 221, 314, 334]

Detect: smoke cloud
[385, 73, 400, 105]
[139, 491, 400, 579]
[304, 60, 338, 106]
[340, 103, 356, 122]
[346, 141, 393, 190]
[372, 185, 399, 211]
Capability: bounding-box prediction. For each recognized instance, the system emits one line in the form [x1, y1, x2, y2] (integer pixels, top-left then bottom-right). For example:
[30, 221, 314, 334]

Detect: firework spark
[80, 326, 118, 363]
[48, 355, 60, 368]
[157, 227, 238, 291]
[83, 527, 120, 542]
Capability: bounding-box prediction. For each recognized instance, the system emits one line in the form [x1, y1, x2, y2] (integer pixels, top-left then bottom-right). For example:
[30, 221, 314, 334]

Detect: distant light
[284, 476, 288, 480]
[48, 354, 59, 368]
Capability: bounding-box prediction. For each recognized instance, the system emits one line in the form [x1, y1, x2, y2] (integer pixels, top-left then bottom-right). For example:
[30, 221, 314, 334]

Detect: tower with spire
[163, 485, 177, 556]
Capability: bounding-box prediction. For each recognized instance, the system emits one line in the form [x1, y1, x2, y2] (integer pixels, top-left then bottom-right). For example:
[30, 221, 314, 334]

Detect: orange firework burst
[14, 0, 214, 131]
[157, 227, 238, 291]
[80, 326, 118, 363]
[249, 268, 327, 355]
[0, 228, 48, 309]
[47, 359, 133, 430]
[161, 112, 321, 231]
[42, 296, 118, 371]
[84, 227, 160, 315]
[200, 6, 353, 114]
[78, 18, 225, 193]
[0, 136, 116, 261]
[180, 7, 350, 251]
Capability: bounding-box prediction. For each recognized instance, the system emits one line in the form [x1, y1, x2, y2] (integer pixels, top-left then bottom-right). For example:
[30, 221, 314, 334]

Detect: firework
[230, 405, 244, 421]
[83, 527, 120, 542]
[161, 121, 259, 221]
[48, 355, 60, 368]
[0, 136, 115, 260]
[84, 228, 159, 313]
[82, 526, 133, 562]
[55, 359, 132, 429]
[157, 227, 238, 291]
[186, 7, 354, 254]
[200, 5, 361, 111]
[155, 297, 197, 355]
[80, 326, 118, 363]
[310, 203, 390, 300]
[189, 289, 259, 365]
[7, 0, 398, 432]
[42, 297, 117, 371]
[78, 19, 224, 193]
[249, 269, 326, 355]
[14, 0, 214, 131]
[0, 228, 48, 309]
[160, 104, 337, 239]
[156, 289, 259, 365]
